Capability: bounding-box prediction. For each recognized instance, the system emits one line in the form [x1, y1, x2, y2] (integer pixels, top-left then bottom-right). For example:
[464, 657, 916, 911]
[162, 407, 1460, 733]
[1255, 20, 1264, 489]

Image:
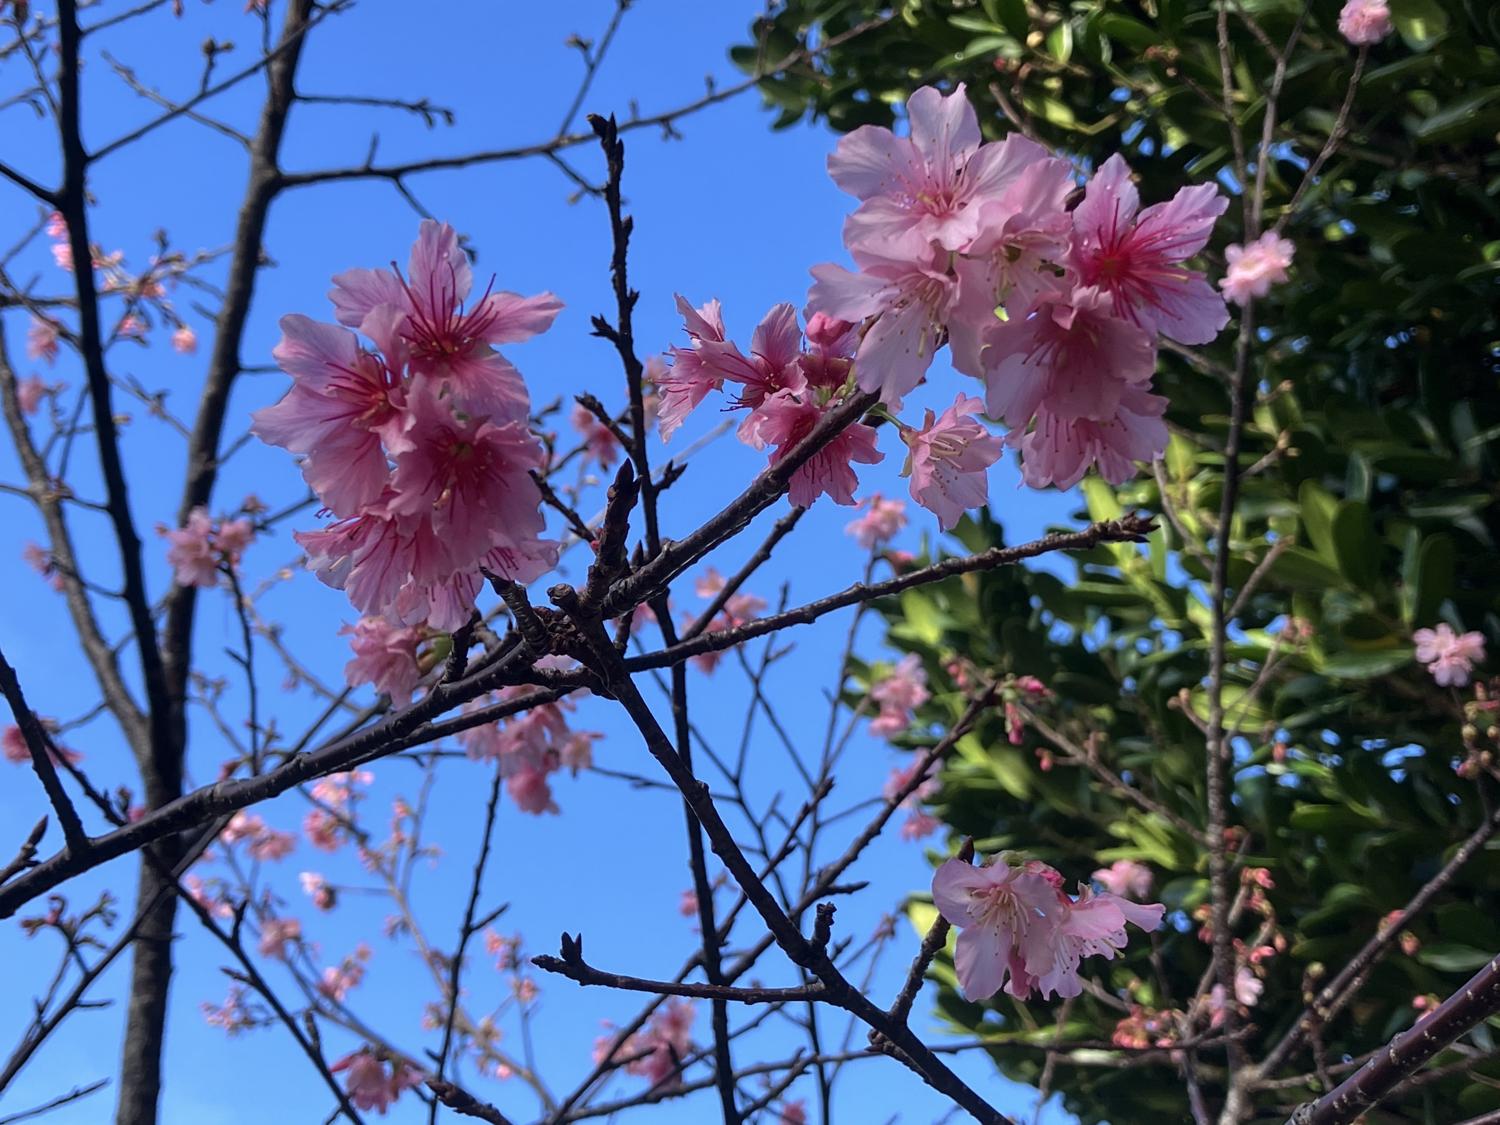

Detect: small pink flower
[902, 394, 1003, 531]
[45, 212, 67, 240]
[679, 889, 699, 918]
[300, 871, 336, 911]
[341, 618, 422, 707]
[25, 318, 58, 364]
[171, 325, 197, 354]
[1220, 232, 1295, 306]
[16, 376, 47, 416]
[51, 241, 72, 271]
[202, 986, 256, 1035]
[845, 493, 908, 549]
[22, 542, 63, 591]
[1338, 0, 1392, 44]
[257, 916, 301, 959]
[304, 808, 347, 852]
[247, 828, 296, 862]
[508, 767, 558, 815]
[161, 507, 219, 587]
[932, 856, 1059, 1001]
[747, 390, 883, 508]
[571, 401, 621, 468]
[330, 1049, 423, 1114]
[1413, 623, 1486, 686]
[1092, 860, 1154, 900]
[214, 517, 255, 566]
[117, 314, 145, 338]
[781, 1100, 809, 1125]
[884, 758, 942, 840]
[1070, 154, 1228, 345]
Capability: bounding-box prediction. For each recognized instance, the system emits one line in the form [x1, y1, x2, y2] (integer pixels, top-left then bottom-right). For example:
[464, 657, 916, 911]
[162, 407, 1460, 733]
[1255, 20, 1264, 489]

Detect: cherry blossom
[329, 219, 561, 424]
[749, 390, 883, 508]
[884, 758, 942, 840]
[934, 854, 1164, 1001]
[330, 1048, 423, 1114]
[1413, 622, 1486, 686]
[1092, 859, 1154, 900]
[171, 325, 198, 354]
[16, 376, 47, 416]
[869, 654, 931, 736]
[901, 394, 1003, 530]
[257, 916, 301, 959]
[25, 317, 57, 364]
[845, 493, 908, 548]
[341, 617, 422, 706]
[570, 401, 621, 467]
[1338, 0, 1392, 44]
[1220, 231, 1295, 306]
[1069, 154, 1229, 344]
[2, 720, 80, 767]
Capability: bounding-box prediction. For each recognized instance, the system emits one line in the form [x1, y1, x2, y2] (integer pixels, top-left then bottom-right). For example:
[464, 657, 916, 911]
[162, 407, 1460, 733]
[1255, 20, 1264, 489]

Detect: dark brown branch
[533, 936, 828, 1004]
[0, 645, 88, 852]
[625, 516, 1155, 672]
[887, 840, 974, 1027]
[1286, 952, 1500, 1125]
[0, 1078, 109, 1125]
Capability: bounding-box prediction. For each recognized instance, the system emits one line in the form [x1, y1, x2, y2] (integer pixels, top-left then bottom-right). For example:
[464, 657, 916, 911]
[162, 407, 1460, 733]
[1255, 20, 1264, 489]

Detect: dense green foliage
[739, 0, 1500, 1120]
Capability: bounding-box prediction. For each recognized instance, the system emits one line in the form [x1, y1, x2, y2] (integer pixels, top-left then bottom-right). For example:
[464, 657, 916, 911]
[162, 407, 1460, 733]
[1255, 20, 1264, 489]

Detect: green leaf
[1299, 480, 1339, 562]
[1318, 647, 1414, 680]
[1331, 500, 1380, 591]
[1409, 533, 1455, 626]
[1391, 0, 1450, 50]
[1417, 944, 1494, 973]
[1046, 20, 1073, 65]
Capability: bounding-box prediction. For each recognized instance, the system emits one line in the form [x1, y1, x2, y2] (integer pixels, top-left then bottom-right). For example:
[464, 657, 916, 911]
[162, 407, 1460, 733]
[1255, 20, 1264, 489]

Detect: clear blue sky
[0, 2, 1081, 1121]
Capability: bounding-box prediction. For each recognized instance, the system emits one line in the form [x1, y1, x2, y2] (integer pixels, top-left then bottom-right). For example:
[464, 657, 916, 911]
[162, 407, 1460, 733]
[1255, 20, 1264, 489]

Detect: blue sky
[0, 2, 1081, 1122]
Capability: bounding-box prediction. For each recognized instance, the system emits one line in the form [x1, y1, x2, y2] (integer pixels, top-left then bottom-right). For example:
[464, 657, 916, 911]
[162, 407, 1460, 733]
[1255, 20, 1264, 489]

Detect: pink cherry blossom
[51, 241, 72, 271]
[247, 828, 296, 862]
[162, 507, 220, 587]
[257, 916, 301, 959]
[329, 220, 561, 424]
[1338, 0, 1392, 44]
[828, 84, 1044, 261]
[884, 758, 942, 840]
[319, 946, 370, 1002]
[1413, 622, 1486, 686]
[902, 394, 1003, 530]
[799, 312, 858, 389]
[25, 317, 58, 364]
[2, 720, 80, 767]
[1016, 383, 1169, 490]
[22, 542, 63, 591]
[300, 871, 336, 911]
[1220, 231, 1295, 305]
[171, 325, 197, 354]
[747, 389, 883, 508]
[507, 767, 558, 815]
[215, 517, 254, 565]
[1092, 859, 1154, 899]
[982, 285, 1158, 432]
[686, 302, 808, 423]
[16, 376, 47, 416]
[202, 986, 257, 1035]
[807, 249, 956, 405]
[936, 855, 1164, 1001]
[1021, 884, 1165, 1001]
[947, 153, 1076, 376]
[780, 1100, 809, 1125]
[341, 618, 422, 707]
[386, 381, 549, 572]
[845, 493, 908, 548]
[1069, 154, 1229, 345]
[330, 1049, 423, 1114]
[658, 296, 729, 440]
[869, 653, 931, 736]
[932, 857, 1059, 1001]
[251, 314, 406, 519]
[570, 401, 621, 467]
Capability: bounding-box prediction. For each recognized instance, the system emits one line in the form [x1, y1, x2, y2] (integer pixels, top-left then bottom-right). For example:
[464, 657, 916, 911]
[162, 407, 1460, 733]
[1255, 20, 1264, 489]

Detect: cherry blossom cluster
[458, 686, 600, 814]
[158, 505, 255, 587]
[932, 853, 1164, 1001]
[2, 716, 80, 768]
[40, 210, 200, 351]
[253, 221, 563, 632]
[593, 999, 697, 1089]
[657, 84, 1231, 521]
